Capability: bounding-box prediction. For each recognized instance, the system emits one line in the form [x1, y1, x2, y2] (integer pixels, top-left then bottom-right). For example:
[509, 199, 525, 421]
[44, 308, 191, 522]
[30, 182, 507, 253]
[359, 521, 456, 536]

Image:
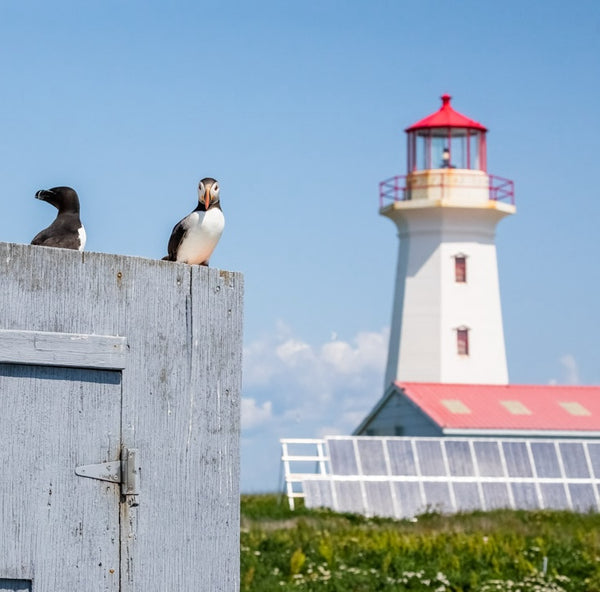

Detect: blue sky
[0, 1, 598, 492]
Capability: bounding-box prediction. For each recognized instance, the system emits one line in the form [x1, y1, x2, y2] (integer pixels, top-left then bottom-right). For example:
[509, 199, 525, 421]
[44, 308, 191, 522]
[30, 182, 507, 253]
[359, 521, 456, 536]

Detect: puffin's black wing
[163, 218, 188, 261]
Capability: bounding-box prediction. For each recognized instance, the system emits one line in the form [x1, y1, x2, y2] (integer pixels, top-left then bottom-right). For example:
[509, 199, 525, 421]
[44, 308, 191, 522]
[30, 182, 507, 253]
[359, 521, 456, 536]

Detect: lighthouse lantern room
[406, 93, 487, 173]
[380, 95, 515, 387]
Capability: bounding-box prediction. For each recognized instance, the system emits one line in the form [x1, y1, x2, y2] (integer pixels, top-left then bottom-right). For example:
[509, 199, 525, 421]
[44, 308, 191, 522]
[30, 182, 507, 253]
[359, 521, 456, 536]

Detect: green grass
[240, 494, 600, 591]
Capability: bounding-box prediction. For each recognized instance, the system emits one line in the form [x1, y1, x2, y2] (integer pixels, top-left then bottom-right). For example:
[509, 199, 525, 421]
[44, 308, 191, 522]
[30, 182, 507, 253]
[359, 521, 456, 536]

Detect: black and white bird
[31, 186, 86, 251]
[163, 177, 225, 265]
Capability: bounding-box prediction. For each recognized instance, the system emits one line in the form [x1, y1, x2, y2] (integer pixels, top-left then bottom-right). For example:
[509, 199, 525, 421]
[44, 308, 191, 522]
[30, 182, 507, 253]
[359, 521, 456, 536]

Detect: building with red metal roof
[355, 382, 600, 438]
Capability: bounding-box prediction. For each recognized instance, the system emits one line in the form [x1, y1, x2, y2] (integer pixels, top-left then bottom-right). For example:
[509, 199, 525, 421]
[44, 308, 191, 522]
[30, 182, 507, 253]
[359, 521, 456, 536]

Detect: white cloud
[241, 323, 389, 492]
[559, 354, 580, 385]
[244, 324, 388, 394]
[241, 397, 273, 430]
[548, 354, 581, 386]
[276, 339, 313, 364]
[320, 330, 388, 375]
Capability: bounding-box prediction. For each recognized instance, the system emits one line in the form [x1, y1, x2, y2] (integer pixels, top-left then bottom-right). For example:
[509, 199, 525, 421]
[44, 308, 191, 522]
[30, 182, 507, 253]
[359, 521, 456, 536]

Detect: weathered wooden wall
[0, 241, 243, 592]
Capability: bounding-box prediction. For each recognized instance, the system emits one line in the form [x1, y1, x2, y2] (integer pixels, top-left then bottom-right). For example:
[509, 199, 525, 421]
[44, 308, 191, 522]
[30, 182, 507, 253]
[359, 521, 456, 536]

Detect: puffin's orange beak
[205, 190, 210, 210]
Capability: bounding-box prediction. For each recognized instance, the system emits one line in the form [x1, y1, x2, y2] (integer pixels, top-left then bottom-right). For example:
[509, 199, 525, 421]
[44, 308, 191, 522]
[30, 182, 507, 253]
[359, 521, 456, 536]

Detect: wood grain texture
[0, 242, 243, 592]
[0, 329, 127, 369]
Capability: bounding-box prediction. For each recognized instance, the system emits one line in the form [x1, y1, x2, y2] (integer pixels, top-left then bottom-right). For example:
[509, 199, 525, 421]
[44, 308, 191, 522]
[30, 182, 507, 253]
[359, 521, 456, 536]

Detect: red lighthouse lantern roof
[405, 94, 487, 132]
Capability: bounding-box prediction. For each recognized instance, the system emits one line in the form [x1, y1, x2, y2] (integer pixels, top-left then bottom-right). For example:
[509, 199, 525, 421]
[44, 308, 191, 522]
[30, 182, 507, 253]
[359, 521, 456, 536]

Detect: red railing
[488, 175, 515, 203]
[379, 174, 515, 208]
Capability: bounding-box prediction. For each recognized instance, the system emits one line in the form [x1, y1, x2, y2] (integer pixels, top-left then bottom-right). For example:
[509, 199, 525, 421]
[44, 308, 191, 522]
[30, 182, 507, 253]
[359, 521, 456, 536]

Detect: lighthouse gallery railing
[379, 174, 515, 208]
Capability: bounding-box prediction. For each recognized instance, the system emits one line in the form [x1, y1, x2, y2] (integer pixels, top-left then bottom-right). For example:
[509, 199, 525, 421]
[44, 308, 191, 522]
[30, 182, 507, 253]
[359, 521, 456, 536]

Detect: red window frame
[455, 255, 467, 283]
[457, 328, 469, 356]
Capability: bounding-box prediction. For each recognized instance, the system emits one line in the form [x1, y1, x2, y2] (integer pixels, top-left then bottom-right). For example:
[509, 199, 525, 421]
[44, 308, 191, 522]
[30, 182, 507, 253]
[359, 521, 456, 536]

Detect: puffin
[163, 177, 224, 265]
[31, 186, 86, 251]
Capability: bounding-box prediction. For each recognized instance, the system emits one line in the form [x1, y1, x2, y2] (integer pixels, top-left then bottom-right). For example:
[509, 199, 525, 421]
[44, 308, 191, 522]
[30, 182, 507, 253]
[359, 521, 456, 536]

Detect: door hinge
[75, 448, 140, 498]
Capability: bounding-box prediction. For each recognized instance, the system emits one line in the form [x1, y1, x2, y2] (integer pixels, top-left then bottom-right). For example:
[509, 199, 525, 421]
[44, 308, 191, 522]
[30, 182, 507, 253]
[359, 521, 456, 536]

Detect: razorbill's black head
[31, 186, 86, 251]
[162, 177, 225, 265]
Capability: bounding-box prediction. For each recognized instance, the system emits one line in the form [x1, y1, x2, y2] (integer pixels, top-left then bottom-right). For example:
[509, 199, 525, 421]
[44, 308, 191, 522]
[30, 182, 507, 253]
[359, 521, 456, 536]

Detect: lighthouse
[380, 94, 515, 386]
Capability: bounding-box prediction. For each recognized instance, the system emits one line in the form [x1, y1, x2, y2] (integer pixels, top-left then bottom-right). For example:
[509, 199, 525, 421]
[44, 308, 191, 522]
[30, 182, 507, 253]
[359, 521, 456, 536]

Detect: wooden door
[0, 363, 122, 591]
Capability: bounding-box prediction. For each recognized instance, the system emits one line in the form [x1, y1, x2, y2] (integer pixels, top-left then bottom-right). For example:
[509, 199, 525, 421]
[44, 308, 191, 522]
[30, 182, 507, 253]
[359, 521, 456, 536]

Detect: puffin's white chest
[177, 208, 225, 264]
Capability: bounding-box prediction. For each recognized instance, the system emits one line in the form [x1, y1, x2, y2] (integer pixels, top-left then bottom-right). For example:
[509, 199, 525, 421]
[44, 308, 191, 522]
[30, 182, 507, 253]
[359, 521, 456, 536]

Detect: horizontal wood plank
[0, 329, 128, 369]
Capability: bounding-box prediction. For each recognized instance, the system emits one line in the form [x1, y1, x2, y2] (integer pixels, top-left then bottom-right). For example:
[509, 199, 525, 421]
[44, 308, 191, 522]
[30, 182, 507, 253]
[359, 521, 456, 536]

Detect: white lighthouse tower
[381, 94, 515, 386]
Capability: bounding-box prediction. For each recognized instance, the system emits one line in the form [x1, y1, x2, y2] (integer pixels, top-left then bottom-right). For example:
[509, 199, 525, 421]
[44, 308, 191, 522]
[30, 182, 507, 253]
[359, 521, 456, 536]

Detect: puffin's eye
[211, 183, 220, 197]
[198, 182, 205, 196]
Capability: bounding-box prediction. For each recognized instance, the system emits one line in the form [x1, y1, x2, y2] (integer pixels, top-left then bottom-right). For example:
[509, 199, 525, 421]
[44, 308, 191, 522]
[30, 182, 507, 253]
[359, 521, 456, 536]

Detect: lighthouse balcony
[379, 170, 515, 212]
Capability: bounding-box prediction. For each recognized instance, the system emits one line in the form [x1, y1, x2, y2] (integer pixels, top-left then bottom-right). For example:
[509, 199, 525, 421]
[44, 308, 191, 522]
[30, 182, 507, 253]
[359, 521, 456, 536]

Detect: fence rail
[280, 438, 329, 510]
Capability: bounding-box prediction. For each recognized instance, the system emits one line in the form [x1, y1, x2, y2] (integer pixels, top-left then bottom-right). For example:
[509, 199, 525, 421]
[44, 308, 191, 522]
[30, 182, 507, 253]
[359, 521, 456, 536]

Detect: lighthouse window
[457, 328, 469, 356]
[455, 256, 467, 282]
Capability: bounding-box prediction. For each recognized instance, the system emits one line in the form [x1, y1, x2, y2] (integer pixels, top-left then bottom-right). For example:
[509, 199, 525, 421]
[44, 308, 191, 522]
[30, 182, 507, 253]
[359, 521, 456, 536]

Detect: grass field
[240, 494, 600, 591]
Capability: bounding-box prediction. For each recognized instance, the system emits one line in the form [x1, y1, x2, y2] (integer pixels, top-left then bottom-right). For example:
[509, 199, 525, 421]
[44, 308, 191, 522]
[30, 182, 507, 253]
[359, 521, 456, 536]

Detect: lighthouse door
[0, 358, 123, 591]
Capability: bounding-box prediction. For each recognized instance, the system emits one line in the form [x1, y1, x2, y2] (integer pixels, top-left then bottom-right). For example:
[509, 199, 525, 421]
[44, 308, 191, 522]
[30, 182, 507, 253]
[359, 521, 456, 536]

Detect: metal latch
[75, 448, 140, 498]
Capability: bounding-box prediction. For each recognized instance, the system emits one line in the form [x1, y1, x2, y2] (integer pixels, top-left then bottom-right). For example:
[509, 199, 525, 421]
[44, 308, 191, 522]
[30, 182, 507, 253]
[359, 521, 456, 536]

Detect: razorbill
[163, 177, 224, 265]
[31, 186, 86, 251]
